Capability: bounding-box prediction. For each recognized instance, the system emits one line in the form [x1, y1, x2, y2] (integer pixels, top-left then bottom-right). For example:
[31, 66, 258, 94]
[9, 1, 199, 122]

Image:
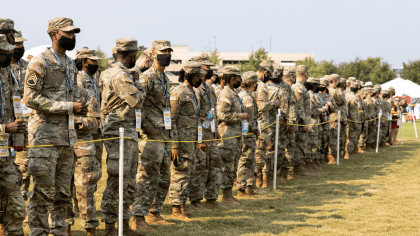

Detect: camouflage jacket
[345, 92, 359, 123]
[254, 80, 277, 129]
[364, 96, 376, 121]
[10, 59, 28, 98]
[24, 47, 91, 146]
[291, 81, 308, 125]
[238, 90, 258, 135]
[101, 63, 145, 141]
[196, 82, 218, 138]
[138, 65, 172, 136]
[328, 86, 347, 120]
[170, 83, 200, 150]
[277, 80, 296, 124]
[356, 93, 365, 121]
[266, 83, 288, 124]
[217, 85, 244, 138]
[213, 84, 223, 99]
[316, 92, 338, 123]
[308, 90, 325, 133]
[0, 67, 14, 147]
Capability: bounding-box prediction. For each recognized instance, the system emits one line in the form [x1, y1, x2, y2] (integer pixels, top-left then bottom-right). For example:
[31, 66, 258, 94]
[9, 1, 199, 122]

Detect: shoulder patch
[26, 73, 39, 87]
[223, 98, 231, 104]
[31, 64, 43, 75]
[264, 88, 269, 93]
[139, 78, 146, 84]
[298, 90, 303, 94]
[170, 96, 177, 101]
[124, 77, 134, 83]
[245, 103, 253, 108]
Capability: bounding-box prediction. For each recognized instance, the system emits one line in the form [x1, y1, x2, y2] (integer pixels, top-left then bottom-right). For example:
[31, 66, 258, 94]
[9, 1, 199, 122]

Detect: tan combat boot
[181, 204, 195, 218]
[171, 205, 193, 222]
[327, 155, 337, 164]
[280, 167, 291, 181]
[190, 201, 211, 212]
[315, 160, 324, 168]
[203, 199, 227, 209]
[146, 211, 175, 225]
[310, 161, 321, 172]
[344, 151, 352, 159]
[262, 175, 269, 189]
[358, 146, 365, 154]
[123, 219, 144, 236]
[86, 228, 96, 236]
[104, 223, 117, 236]
[246, 186, 257, 195]
[221, 189, 241, 206]
[251, 185, 267, 194]
[256, 173, 263, 188]
[237, 189, 253, 199]
[133, 216, 158, 233]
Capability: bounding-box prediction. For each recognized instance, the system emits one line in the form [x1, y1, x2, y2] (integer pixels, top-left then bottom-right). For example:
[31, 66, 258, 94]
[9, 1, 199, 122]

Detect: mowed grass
[24, 122, 420, 235]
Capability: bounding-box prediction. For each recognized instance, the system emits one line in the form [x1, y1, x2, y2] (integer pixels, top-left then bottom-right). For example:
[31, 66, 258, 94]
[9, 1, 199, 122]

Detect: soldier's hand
[242, 113, 249, 121]
[288, 125, 296, 133]
[275, 100, 281, 108]
[303, 126, 309, 132]
[201, 113, 206, 121]
[74, 101, 88, 115]
[197, 143, 208, 152]
[257, 139, 264, 149]
[172, 148, 180, 163]
[216, 132, 221, 139]
[327, 101, 332, 106]
[354, 124, 359, 130]
[6, 120, 26, 133]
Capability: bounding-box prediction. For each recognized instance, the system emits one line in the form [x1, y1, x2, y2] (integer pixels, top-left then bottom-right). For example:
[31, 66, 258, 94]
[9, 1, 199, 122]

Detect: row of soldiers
[0, 17, 397, 236]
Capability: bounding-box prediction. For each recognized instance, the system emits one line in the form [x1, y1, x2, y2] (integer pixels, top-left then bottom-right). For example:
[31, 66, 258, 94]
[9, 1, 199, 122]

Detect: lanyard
[160, 72, 169, 107]
[82, 70, 99, 101]
[0, 78, 3, 121]
[183, 83, 200, 118]
[203, 83, 212, 108]
[317, 93, 328, 106]
[244, 91, 257, 108]
[51, 49, 72, 95]
[10, 61, 21, 87]
[237, 94, 244, 113]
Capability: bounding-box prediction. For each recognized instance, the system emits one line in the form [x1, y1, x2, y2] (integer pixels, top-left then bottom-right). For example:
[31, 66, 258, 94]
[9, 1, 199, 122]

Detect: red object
[391, 123, 399, 129]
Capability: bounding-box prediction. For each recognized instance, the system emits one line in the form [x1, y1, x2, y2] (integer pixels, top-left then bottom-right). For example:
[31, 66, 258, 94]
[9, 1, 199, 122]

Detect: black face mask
[193, 79, 202, 88]
[318, 86, 326, 92]
[57, 34, 76, 51]
[87, 64, 99, 75]
[12, 47, 25, 60]
[304, 82, 313, 91]
[0, 51, 12, 68]
[205, 70, 213, 79]
[187, 75, 202, 88]
[233, 78, 242, 89]
[254, 83, 258, 91]
[351, 87, 359, 93]
[212, 75, 220, 84]
[156, 54, 171, 66]
[269, 77, 280, 83]
[263, 74, 270, 83]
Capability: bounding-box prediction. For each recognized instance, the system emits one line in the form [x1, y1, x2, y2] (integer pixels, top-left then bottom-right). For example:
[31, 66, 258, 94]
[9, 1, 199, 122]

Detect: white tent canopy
[23, 45, 77, 61]
[381, 77, 420, 97]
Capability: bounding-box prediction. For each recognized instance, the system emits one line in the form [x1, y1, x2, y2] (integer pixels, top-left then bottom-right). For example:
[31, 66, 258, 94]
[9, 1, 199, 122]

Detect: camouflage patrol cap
[0, 34, 14, 51]
[0, 19, 16, 32]
[273, 63, 284, 78]
[388, 86, 395, 91]
[259, 60, 274, 74]
[283, 69, 296, 77]
[373, 84, 382, 89]
[339, 78, 346, 84]
[76, 47, 101, 60]
[47, 17, 80, 34]
[14, 30, 26, 42]
[349, 82, 359, 89]
[347, 77, 356, 85]
[307, 77, 319, 84]
[296, 65, 308, 73]
[116, 38, 138, 52]
[152, 40, 173, 52]
[381, 89, 390, 95]
[242, 71, 258, 83]
[143, 48, 153, 58]
[182, 61, 206, 75]
[190, 55, 214, 66]
[329, 74, 340, 81]
[320, 78, 329, 86]
[222, 66, 242, 76]
[112, 46, 117, 54]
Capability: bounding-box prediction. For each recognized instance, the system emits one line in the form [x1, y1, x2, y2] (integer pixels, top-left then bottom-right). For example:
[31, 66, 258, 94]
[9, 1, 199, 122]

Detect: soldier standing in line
[379, 90, 391, 148]
[0, 32, 27, 236]
[358, 87, 369, 153]
[344, 82, 359, 159]
[337, 78, 348, 159]
[372, 85, 382, 148]
[365, 88, 378, 150]
[387, 86, 396, 145]
[100, 38, 145, 236]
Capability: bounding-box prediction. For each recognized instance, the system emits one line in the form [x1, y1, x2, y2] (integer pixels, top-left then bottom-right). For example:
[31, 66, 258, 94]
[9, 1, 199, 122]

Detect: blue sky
[3, 0, 417, 68]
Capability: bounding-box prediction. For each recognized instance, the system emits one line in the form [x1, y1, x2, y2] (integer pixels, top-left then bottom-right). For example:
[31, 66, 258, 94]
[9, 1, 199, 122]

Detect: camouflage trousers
[346, 124, 359, 154]
[101, 138, 138, 224]
[367, 120, 377, 146]
[380, 121, 389, 145]
[219, 136, 242, 190]
[0, 160, 25, 236]
[190, 140, 222, 202]
[91, 132, 104, 167]
[278, 125, 291, 169]
[236, 135, 256, 191]
[169, 143, 196, 206]
[264, 125, 290, 178]
[358, 122, 368, 147]
[15, 149, 30, 199]
[340, 122, 347, 154]
[27, 146, 75, 236]
[133, 129, 171, 217]
[294, 128, 308, 164]
[320, 123, 330, 157]
[307, 130, 319, 162]
[328, 120, 339, 157]
[73, 138, 102, 229]
[254, 130, 269, 180]
[286, 131, 297, 165]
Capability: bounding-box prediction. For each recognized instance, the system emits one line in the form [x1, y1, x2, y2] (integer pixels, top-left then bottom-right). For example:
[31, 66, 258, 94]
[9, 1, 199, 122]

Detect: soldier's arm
[217, 93, 243, 123]
[288, 90, 297, 124]
[112, 72, 145, 109]
[292, 86, 306, 123]
[242, 96, 258, 133]
[75, 92, 100, 131]
[257, 86, 276, 112]
[24, 59, 74, 114]
[170, 89, 182, 149]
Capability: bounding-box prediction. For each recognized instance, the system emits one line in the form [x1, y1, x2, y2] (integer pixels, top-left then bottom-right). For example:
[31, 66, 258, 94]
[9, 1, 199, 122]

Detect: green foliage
[295, 57, 338, 78]
[96, 46, 112, 72]
[401, 60, 420, 84]
[204, 48, 222, 67]
[239, 48, 272, 72]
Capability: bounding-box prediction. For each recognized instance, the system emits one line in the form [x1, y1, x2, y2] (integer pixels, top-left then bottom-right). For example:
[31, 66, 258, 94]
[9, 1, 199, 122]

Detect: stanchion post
[119, 127, 124, 236]
[401, 115, 404, 144]
[273, 111, 280, 189]
[376, 110, 382, 153]
[337, 110, 341, 165]
[412, 110, 418, 138]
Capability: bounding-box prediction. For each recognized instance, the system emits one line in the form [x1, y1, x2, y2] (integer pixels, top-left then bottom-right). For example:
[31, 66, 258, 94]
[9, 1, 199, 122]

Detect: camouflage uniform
[133, 40, 173, 217]
[291, 74, 308, 165]
[345, 86, 359, 155]
[0, 32, 26, 236]
[358, 88, 369, 149]
[372, 86, 382, 146]
[100, 39, 145, 224]
[236, 72, 259, 191]
[10, 30, 30, 199]
[73, 48, 102, 229]
[365, 89, 377, 148]
[168, 62, 205, 205]
[282, 69, 298, 170]
[327, 74, 346, 159]
[338, 78, 348, 157]
[380, 90, 391, 146]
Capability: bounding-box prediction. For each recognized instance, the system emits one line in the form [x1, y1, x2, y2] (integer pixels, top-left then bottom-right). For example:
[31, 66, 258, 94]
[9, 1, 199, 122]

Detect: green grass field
[24, 122, 420, 235]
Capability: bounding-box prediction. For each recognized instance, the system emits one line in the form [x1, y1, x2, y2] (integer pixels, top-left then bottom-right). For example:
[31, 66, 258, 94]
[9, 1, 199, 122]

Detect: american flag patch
[31, 64, 43, 75]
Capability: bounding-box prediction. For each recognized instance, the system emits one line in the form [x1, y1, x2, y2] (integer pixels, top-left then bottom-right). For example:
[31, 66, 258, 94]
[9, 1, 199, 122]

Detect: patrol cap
[0, 34, 14, 51]
[296, 65, 308, 73]
[112, 46, 117, 54]
[347, 77, 356, 85]
[273, 63, 284, 78]
[388, 86, 395, 91]
[329, 74, 340, 81]
[14, 30, 26, 42]
[47, 17, 80, 34]
[374, 84, 382, 89]
[307, 77, 319, 83]
[76, 47, 101, 60]
[283, 69, 296, 77]
[349, 82, 359, 89]
[320, 78, 329, 86]
[152, 40, 173, 52]
[108, 59, 115, 66]
[381, 89, 389, 94]
[190, 55, 214, 66]
[222, 66, 242, 76]
[143, 48, 153, 58]
[339, 78, 346, 84]
[182, 61, 206, 75]
[242, 71, 258, 83]
[259, 60, 274, 74]
[0, 19, 16, 32]
[115, 38, 138, 52]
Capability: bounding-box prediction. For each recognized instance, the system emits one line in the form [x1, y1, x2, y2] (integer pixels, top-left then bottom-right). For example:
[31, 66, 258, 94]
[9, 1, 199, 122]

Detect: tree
[96, 46, 112, 72]
[204, 48, 222, 67]
[239, 48, 272, 72]
[401, 60, 420, 84]
[337, 57, 395, 84]
[295, 57, 338, 78]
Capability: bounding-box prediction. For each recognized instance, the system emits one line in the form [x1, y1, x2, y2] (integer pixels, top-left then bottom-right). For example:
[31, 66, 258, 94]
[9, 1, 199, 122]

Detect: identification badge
[21, 100, 32, 117]
[278, 108, 281, 116]
[397, 119, 401, 126]
[136, 109, 142, 132]
[198, 122, 203, 143]
[0, 134, 9, 157]
[211, 119, 216, 133]
[258, 120, 261, 134]
[164, 108, 171, 130]
[12, 95, 22, 118]
[69, 114, 75, 130]
[242, 120, 249, 135]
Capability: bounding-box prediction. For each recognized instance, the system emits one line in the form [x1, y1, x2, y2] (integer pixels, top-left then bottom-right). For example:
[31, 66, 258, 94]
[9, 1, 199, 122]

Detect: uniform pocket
[27, 148, 52, 177]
